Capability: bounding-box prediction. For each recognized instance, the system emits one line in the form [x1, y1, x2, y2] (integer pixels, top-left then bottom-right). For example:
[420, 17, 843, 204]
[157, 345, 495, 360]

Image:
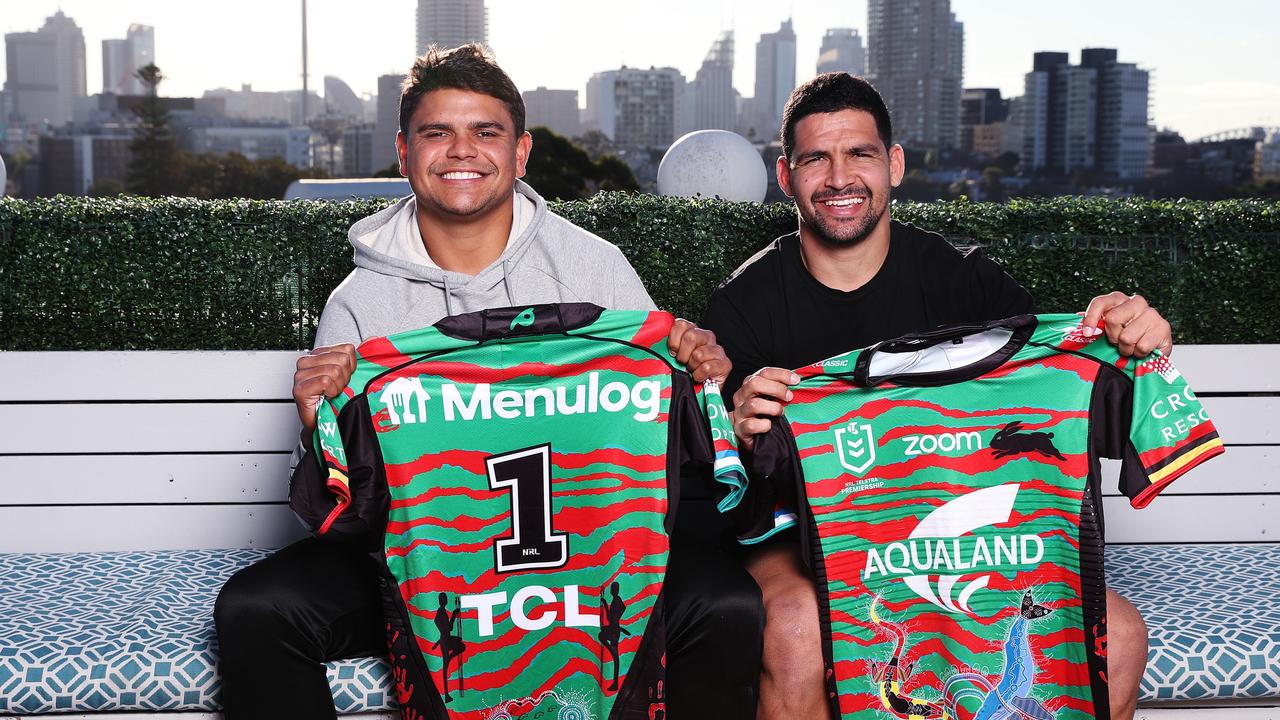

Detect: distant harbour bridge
[1193, 127, 1280, 143]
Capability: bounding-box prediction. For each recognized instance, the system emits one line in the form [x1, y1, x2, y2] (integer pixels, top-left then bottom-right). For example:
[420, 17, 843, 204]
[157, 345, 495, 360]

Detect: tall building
[3, 10, 87, 129]
[341, 122, 376, 176]
[584, 67, 684, 147]
[373, 74, 403, 173]
[102, 40, 129, 94]
[960, 88, 1007, 153]
[38, 130, 131, 195]
[816, 28, 865, 76]
[1021, 49, 1151, 179]
[693, 31, 736, 132]
[866, 0, 963, 149]
[102, 24, 154, 96]
[753, 20, 796, 143]
[416, 0, 488, 54]
[523, 87, 580, 138]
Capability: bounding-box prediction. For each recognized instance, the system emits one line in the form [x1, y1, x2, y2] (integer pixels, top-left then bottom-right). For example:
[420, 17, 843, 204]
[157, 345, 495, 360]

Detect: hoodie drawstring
[501, 259, 514, 306]
[443, 273, 453, 317]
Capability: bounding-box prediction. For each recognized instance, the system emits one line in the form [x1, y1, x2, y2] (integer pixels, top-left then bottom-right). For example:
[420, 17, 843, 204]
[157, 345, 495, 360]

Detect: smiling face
[777, 108, 905, 248]
[396, 87, 532, 221]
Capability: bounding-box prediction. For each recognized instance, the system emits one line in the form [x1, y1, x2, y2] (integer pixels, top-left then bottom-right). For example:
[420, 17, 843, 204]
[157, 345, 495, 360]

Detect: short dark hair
[398, 43, 526, 137]
[780, 73, 892, 159]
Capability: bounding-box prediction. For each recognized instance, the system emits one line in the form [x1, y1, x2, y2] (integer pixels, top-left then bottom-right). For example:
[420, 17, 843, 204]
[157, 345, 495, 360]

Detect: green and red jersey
[291, 303, 743, 720]
[731, 313, 1223, 720]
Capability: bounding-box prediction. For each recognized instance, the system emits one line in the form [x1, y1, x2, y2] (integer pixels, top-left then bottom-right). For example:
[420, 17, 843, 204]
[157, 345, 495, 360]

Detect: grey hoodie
[314, 180, 656, 347]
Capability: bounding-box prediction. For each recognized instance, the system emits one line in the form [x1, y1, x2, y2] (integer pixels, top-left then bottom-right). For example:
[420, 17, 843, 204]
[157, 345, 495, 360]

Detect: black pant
[215, 535, 762, 719]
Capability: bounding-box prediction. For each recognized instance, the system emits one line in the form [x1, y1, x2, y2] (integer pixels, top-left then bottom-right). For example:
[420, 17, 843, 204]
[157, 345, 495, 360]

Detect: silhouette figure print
[432, 592, 466, 702]
[599, 581, 632, 691]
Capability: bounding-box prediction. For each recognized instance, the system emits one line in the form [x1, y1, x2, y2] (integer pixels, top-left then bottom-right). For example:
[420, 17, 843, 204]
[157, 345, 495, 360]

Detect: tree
[979, 167, 1007, 202]
[125, 64, 184, 196]
[88, 178, 126, 196]
[182, 152, 327, 199]
[524, 126, 639, 200]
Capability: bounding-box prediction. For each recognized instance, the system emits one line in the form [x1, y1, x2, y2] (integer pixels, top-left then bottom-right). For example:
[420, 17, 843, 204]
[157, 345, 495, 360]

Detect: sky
[3, 0, 1278, 140]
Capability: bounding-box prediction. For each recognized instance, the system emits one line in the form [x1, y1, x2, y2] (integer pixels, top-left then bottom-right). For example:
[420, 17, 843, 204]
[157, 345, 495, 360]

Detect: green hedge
[1, 194, 1277, 350]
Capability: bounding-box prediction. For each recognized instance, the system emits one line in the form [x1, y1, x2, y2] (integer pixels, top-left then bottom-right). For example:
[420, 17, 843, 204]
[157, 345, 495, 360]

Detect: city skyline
[2, 1, 1278, 141]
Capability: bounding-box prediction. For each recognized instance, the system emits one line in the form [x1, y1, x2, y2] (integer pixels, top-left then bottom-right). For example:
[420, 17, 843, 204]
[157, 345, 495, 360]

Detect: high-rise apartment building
[753, 20, 796, 142]
[523, 87, 581, 138]
[3, 11, 87, 129]
[816, 28, 865, 76]
[102, 24, 155, 96]
[693, 31, 736, 132]
[866, 0, 963, 149]
[373, 74, 404, 173]
[960, 88, 1007, 153]
[584, 67, 684, 147]
[1022, 49, 1151, 179]
[416, 0, 488, 54]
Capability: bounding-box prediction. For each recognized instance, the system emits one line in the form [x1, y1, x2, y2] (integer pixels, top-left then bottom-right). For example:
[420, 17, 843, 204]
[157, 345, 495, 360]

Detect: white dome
[657, 130, 767, 203]
[0, 154, 6, 197]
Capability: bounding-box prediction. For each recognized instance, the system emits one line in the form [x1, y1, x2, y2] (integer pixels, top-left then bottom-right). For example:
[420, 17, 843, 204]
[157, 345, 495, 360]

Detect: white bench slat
[0, 504, 308, 552]
[1100, 448, 1276, 496]
[0, 454, 292, 504]
[1170, 344, 1280, 393]
[1200, 396, 1279, 444]
[0, 351, 302, 401]
[0, 395, 1262, 454]
[0, 403, 301, 454]
[1103, 494, 1276, 543]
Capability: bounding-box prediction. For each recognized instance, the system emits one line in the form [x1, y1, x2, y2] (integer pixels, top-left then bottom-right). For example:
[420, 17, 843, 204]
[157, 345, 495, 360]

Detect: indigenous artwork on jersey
[292, 304, 744, 720]
[732, 314, 1223, 720]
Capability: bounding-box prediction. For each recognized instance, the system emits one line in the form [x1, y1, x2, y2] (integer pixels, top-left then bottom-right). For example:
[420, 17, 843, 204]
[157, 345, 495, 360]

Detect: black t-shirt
[703, 220, 1035, 403]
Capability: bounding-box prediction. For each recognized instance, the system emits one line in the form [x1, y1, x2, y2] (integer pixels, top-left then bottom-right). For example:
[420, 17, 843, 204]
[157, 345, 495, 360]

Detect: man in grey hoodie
[213, 44, 763, 719]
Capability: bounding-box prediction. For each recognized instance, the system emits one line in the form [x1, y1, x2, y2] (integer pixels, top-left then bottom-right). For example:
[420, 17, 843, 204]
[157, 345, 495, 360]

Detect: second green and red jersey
[291, 303, 744, 720]
[731, 313, 1223, 720]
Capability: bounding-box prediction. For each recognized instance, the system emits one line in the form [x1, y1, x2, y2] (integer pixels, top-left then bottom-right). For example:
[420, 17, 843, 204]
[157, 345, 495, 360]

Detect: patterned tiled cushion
[0, 549, 393, 715]
[1, 545, 1276, 713]
[1108, 543, 1280, 703]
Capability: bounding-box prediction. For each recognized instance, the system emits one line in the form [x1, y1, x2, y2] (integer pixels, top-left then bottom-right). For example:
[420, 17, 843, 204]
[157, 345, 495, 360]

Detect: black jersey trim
[843, 314, 1036, 387]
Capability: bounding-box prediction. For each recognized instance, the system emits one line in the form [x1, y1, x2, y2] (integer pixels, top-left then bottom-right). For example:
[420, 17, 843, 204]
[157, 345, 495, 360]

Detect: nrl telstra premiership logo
[834, 421, 876, 475]
[862, 484, 1045, 615]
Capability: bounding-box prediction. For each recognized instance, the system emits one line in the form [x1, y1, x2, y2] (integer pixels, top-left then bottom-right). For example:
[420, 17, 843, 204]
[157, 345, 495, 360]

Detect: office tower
[693, 31, 736, 132]
[416, 0, 488, 54]
[585, 67, 684, 146]
[753, 19, 796, 142]
[373, 74, 403, 173]
[816, 28, 865, 76]
[866, 0, 963, 149]
[960, 88, 1007, 152]
[1021, 49, 1151, 179]
[523, 87, 581, 138]
[3, 11, 87, 128]
[103, 24, 155, 96]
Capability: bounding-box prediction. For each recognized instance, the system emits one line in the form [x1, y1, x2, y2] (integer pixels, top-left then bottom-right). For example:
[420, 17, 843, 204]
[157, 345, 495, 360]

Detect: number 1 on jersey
[487, 444, 569, 573]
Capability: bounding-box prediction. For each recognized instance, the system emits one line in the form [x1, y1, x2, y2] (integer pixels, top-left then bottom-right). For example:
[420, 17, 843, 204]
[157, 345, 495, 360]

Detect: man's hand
[731, 368, 801, 452]
[1081, 292, 1174, 358]
[293, 344, 357, 432]
[667, 319, 730, 384]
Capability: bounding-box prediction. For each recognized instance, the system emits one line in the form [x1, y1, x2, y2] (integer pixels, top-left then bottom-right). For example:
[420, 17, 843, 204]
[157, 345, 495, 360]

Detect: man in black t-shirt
[702, 73, 1173, 720]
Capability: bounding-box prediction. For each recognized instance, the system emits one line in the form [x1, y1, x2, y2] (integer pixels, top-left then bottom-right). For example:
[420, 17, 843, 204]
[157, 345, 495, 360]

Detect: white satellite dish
[0, 154, 7, 197]
[657, 130, 768, 203]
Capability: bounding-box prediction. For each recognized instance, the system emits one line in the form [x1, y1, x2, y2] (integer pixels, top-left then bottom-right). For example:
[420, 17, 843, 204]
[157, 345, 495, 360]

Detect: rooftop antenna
[301, 0, 309, 124]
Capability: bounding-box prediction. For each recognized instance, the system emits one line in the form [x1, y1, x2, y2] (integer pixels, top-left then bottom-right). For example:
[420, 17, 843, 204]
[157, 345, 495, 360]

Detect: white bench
[0, 347, 1276, 719]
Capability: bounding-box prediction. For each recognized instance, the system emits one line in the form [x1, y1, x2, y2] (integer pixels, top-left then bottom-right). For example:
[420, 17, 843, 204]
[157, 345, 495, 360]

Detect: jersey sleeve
[699, 379, 747, 511]
[289, 393, 389, 542]
[726, 421, 801, 545]
[1090, 347, 1225, 508]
